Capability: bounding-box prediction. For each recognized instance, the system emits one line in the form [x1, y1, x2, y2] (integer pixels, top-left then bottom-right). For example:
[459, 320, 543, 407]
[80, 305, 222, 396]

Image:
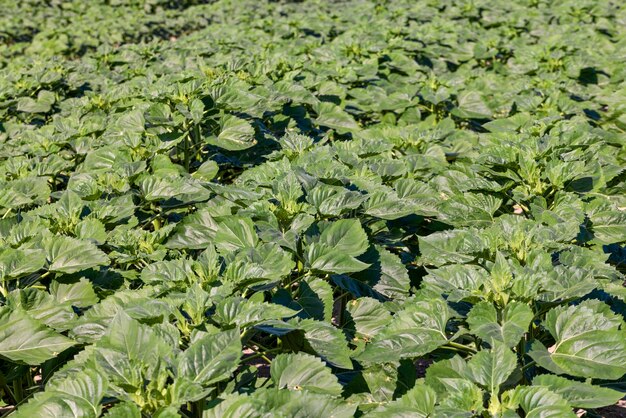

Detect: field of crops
[1, 0, 625, 416]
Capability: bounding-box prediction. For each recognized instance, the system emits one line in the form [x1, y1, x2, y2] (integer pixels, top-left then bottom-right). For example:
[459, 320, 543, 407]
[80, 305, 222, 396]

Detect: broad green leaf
[306, 242, 370, 274]
[453, 91, 492, 119]
[467, 341, 517, 394]
[50, 278, 98, 308]
[0, 248, 46, 280]
[299, 319, 353, 369]
[314, 102, 360, 132]
[6, 288, 75, 330]
[364, 384, 437, 417]
[424, 355, 469, 395]
[357, 298, 449, 362]
[214, 217, 259, 253]
[102, 402, 141, 418]
[436, 378, 484, 415]
[0, 308, 76, 365]
[9, 392, 98, 418]
[319, 219, 369, 257]
[193, 160, 219, 181]
[204, 388, 356, 418]
[16, 90, 55, 113]
[507, 386, 576, 418]
[228, 243, 295, 284]
[360, 362, 401, 403]
[467, 301, 533, 347]
[212, 115, 257, 151]
[75, 218, 107, 245]
[346, 297, 391, 340]
[48, 368, 107, 412]
[533, 374, 624, 409]
[271, 352, 342, 395]
[214, 297, 298, 328]
[43, 235, 109, 274]
[418, 230, 485, 266]
[116, 109, 145, 133]
[275, 278, 333, 321]
[529, 301, 626, 379]
[166, 210, 218, 250]
[178, 328, 242, 385]
[103, 311, 173, 364]
[422, 264, 488, 302]
[353, 245, 411, 300]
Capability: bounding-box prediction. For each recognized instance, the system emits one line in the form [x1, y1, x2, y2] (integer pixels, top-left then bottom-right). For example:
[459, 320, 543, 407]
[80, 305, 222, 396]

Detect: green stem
[251, 340, 276, 354]
[12, 377, 24, 404]
[192, 398, 204, 418]
[193, 123, 202, 152]
[444, 341, 477, 354]
[521, 361, 536, 372]
[184, 132, 191, 172]
[244, 349, 280, 363]
[240, 328, 256, 343]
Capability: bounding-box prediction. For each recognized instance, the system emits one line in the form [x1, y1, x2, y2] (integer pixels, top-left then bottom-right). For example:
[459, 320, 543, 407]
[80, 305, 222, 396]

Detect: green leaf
[314, 102, 360, 132]
[103, 310, 172, 363]
[116, 109, 145, 134]
[205, 388, 356, 418]
[50, 278, 98, 308]
[346, 297, 392, 340]
[467, 341, 517, 394]
[215, 217, 259, 253]
[307, 244, 370, 274]
[276, 278, 333, 321]
[507, 386, 576, 418]
[212, 115, 257, 151]
[298, 319, 353, 369]
[6, 289, 75, 330]
[0, 248, 46, 280]
[166, 210, 217, 250]
[75, 218, 107, 245]
[193, 160, 219, 181]
[319, 219, 369, 258]
[178, 328, 242, 386]
[424, 355, 469, 395]
[43, 235, 109, 274]
[48, 368, 107, 412]
[16, 90, 55, 113]
[229, 243, 295, 285]
[359, 362, 401, 403]
[10, 392, 98, 418]
[467, 301, 533, 347]
[364, 384, 437, 417]
[352, 245, 411, 300]
[529, 301, 626, 379]
[271, 352, 342, 395]
[453, 91, 492, 119]
[0, 308, 76, 365]
[436, 378, 484, 415]
[214, 297, 298, 328]
[102, 402, 141, 418]
[357, 298, 449, 362]
[418, 230, 485, 266]
[533, 374, 624, 409]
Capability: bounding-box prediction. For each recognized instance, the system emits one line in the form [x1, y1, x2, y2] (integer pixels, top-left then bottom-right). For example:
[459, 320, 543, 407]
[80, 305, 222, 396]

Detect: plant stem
[244, 349, 280, 363]
[12, 377, 23, 404]
[521, 361, 536, 372]
[192, 398, 204, 418]
[184, 132, 191, 172]
[444, 341, 477, 354]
